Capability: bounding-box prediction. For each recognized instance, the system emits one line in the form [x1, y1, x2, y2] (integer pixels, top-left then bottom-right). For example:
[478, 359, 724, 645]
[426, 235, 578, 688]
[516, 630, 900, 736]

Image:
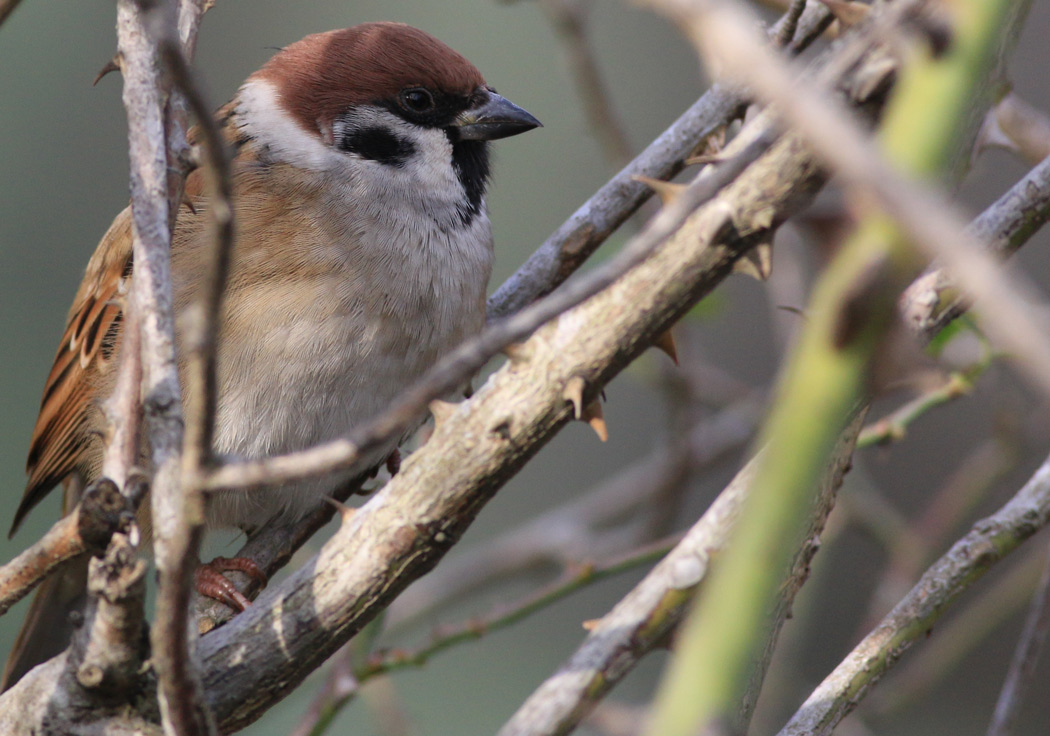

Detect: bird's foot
[194, 556, 268, 612]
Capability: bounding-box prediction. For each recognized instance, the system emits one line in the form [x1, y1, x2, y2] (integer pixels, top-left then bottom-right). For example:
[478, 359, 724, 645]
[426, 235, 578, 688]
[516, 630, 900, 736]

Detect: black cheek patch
[450, 139, 491, 226]
[338, 126, 416, 167]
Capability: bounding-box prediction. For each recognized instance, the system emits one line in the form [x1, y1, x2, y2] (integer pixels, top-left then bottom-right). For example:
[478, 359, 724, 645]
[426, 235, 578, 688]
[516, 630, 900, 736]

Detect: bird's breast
[193, 204, 493, 530]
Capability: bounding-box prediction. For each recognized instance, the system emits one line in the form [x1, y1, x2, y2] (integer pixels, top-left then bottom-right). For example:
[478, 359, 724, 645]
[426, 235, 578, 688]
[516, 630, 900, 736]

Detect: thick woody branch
[291, 389, 761, 733]
[776, 455, 1050, 736]
[0, 480, 132, 617]
[0, 530, 152, 734]
[69, 535, 149, 700]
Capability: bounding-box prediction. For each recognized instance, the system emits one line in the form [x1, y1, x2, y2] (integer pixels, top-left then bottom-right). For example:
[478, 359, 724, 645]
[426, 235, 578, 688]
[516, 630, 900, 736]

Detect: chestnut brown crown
[256, 22, 488, 137]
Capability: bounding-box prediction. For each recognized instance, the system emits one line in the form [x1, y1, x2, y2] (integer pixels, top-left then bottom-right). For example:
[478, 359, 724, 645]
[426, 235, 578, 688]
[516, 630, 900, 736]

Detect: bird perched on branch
[3, 22, 540, 689]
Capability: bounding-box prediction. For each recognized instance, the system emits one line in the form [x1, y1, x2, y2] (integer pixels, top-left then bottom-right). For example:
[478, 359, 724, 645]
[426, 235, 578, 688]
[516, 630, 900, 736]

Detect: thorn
[385, 448, 401, 477]
[429, 399, 458, 427]
[323, 496, 356, 524]
[733, 241, 773, 281]
[563, 375, 587, 419]
[502, 341, 532, 363]
[580, 399, 608, 442]
[581, 618, 601, 631]
[817, 0, 870, 26]
[684, 153, 725, 166]
[93, 55, 121, 86]
[653, 330, 678, 365]
[633, 175, 686, 205]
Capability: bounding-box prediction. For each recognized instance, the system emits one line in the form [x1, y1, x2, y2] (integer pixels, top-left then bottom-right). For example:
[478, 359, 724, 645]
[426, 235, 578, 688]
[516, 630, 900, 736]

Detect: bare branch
[776, 454, 1050, 736]
[115, 0, 213, 732]
[69, 535, 149, 698]
[868, 545, 1043, 716]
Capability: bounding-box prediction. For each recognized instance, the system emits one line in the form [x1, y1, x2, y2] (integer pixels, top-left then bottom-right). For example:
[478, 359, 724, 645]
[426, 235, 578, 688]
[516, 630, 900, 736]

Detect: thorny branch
[292, 380, 761, 734]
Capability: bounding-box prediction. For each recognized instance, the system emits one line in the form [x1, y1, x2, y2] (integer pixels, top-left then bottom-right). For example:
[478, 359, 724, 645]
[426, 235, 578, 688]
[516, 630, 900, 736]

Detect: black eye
[400, 88, 435, 113]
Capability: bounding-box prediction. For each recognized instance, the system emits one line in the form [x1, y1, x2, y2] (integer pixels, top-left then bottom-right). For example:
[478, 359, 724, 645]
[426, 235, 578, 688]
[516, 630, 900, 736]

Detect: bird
[2, 21, 540, 689]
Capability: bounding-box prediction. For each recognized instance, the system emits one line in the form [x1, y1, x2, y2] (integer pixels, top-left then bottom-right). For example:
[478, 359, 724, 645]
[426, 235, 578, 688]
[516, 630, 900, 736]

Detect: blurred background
[1, 1, 1049, 734]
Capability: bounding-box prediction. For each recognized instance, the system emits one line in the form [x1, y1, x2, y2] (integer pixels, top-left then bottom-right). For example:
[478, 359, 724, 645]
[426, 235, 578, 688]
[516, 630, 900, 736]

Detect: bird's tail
[1, 554, 89, 691]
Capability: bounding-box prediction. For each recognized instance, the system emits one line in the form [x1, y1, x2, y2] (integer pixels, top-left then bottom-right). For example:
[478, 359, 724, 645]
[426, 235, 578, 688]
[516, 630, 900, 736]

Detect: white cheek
[236, 78, 343, 172]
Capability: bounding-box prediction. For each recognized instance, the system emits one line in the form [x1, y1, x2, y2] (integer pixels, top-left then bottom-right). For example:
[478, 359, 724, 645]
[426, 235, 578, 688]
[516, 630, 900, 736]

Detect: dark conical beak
[451, 91, 542, 141]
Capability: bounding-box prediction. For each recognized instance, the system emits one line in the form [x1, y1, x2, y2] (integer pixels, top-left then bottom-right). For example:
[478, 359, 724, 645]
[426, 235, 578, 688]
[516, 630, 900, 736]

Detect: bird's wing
[12, 210, 133, 536]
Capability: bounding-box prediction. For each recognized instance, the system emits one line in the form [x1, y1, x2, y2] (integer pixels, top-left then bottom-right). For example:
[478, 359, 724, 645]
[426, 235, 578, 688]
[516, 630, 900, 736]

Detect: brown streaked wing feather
[12, 99, 248, 537]
[12, 209, 134, 536]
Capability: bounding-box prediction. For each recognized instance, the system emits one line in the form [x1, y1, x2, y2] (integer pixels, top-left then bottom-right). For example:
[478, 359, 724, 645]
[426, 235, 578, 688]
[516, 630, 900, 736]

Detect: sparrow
[2, 21, 540, 689]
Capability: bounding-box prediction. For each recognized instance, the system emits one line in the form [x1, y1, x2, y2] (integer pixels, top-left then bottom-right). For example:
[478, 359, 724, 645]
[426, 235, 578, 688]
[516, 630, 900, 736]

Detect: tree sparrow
[3, 21, 540, 688]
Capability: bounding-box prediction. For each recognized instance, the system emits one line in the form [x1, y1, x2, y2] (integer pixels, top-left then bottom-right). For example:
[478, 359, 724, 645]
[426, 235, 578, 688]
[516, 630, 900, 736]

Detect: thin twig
[146, 18, 234, 736]
[902, 152, 1050, 341]
[389, 536, 678, 669]
[539, 0, 633, 166]
[867, 546, 1044, 716]
[986, 540, 1050, 736]
[0, 0, 23, 29]
[162, 33, 233, 478]
[116, 0, 213, 733]
[856, 357, 991, 447]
